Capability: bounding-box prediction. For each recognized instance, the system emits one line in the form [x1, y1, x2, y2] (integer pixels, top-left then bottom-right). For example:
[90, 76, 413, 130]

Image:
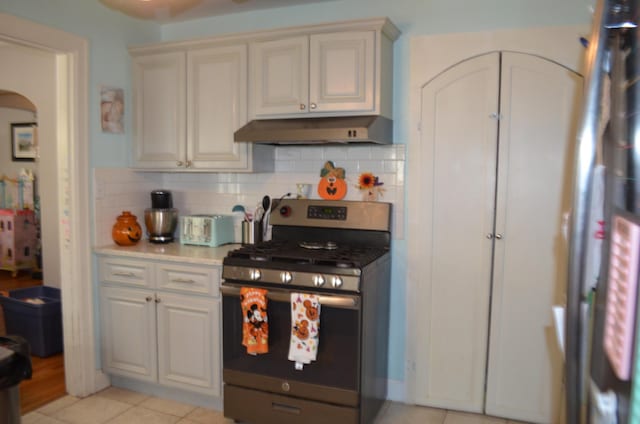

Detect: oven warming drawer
[224, 385, 359, 424]
[223, 369, 359, 406]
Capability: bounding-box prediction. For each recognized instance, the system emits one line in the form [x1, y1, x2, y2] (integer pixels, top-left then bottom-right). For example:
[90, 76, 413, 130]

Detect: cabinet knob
[299, 104, 306, 110]
[486, 233, 494, 239]
[310, 103, 317, 110]
[176, 161, 183, 167]
[155, 297, 161, 303]
[185, 160, 192, 168]
[495, 234, 503, 240]
[145, 296, 152, 302]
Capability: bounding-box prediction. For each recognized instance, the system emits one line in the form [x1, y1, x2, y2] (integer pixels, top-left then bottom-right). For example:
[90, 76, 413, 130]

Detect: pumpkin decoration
[112, 211, 142, 246]
[318, 161, 347, 200]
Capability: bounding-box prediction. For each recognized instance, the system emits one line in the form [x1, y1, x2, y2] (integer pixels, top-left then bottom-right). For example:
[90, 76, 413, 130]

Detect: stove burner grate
[226, 240, 386, 269]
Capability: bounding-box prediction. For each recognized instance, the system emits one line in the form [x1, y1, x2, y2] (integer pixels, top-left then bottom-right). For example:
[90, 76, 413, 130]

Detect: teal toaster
[179, 214, 235, 247]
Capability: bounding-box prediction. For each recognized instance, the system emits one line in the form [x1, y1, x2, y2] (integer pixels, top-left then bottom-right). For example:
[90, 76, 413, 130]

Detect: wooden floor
[0, 270, 67, 414]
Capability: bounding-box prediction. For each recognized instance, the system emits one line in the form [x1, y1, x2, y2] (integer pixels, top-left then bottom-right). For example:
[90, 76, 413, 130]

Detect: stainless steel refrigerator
[567, 0, 640, 423]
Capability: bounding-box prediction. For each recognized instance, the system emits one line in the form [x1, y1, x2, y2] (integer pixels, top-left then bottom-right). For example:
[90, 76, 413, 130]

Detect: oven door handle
[220, 285, 359, 309]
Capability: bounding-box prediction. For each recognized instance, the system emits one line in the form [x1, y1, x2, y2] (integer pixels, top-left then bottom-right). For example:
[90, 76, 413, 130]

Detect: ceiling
[99, 0, 335, 23]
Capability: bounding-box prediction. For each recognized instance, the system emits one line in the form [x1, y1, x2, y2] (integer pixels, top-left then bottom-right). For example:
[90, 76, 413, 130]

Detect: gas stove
[222, 199, 391, 292]
[221, 199, 393, 424]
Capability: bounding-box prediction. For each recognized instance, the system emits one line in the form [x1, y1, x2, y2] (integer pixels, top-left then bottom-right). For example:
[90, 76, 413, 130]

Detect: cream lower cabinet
[131, 44, 273, 172]
[99, 256, 221, 396]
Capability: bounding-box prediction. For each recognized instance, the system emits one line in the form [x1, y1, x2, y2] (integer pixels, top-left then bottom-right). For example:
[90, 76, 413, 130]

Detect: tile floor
[22, 387, 529, 424]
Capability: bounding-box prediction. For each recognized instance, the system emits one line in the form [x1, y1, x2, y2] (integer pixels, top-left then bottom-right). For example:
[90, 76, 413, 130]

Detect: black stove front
[220, 199, 392, 424]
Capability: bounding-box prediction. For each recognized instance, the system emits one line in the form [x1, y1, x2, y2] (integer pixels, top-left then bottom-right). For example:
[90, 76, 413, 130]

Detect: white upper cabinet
[251, 31, 376, 117]
[250, 36, 309, 116]
[131, 44, 273, 172]
[187, 45, 249, 169]
[132, 51, 186, 169]
[249, 19, 398, 119]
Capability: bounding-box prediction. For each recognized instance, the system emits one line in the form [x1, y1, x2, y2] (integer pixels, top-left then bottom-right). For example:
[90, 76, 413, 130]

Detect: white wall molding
[0, 12, 105, 397]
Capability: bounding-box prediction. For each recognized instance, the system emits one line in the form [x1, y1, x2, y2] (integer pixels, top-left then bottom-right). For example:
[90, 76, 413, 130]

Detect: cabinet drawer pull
[271, 402, 300, 415]
[171, 278, 196, 284]
[113, 271, 135, 277]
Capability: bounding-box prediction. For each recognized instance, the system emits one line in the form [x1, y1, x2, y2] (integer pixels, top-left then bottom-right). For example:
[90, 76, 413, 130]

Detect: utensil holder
[241, 221, 262, 245]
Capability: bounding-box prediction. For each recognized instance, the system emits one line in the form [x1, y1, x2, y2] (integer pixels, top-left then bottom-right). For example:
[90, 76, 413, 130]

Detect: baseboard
[387, 378, 406, 403]
[110, 375, 223, 411]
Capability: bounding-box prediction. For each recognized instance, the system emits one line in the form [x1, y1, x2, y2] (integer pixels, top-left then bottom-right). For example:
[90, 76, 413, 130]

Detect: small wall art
[100, 86, 124, 134]
[11, 122, 37, 162]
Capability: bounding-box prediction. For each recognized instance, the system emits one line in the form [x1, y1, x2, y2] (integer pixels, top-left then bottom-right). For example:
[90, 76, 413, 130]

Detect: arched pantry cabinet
[410, 49, 583, 423]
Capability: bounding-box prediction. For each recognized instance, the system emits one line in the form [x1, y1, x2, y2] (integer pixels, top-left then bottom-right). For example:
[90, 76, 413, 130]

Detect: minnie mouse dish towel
[288, 293, 320, 370]
[240, 287, 269, 355]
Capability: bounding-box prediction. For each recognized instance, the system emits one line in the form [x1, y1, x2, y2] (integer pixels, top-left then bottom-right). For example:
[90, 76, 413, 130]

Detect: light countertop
[94, 240, 241, 265]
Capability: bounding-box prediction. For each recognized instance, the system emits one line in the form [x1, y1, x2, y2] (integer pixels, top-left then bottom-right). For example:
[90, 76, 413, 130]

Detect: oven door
[220, 282, 361, 407]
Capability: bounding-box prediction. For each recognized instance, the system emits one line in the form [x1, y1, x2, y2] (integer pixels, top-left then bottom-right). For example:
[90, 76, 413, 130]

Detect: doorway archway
[0, 13, 107, 397]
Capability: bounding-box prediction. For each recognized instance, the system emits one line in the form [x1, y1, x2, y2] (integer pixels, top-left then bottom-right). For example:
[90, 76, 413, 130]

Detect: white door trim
[406, 25, 588, 405]
[0, 13, 108, 396]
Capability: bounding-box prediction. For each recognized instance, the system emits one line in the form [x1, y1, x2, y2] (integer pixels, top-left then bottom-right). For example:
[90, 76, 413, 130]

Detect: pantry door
[414, 50, 581, 422]
[485, 52, 582, 423]
[414, 52, 500, 413]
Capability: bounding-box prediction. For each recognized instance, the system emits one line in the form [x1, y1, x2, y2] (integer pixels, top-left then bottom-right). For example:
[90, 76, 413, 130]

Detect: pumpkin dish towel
[240, 287, 269, 355]
[288, 292, 320, 370]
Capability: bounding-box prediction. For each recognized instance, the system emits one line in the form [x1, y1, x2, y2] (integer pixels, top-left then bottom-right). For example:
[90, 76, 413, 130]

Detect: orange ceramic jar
[112, 211, 142, 246]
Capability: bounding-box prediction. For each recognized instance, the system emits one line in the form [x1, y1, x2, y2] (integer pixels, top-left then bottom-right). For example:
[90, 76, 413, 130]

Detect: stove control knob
[279, 205, 292, 217]
[280, 271, 292, 284]
[331, 276, 343, 288]
[249, 269, 261, 281]
[313, 275, 325, 287]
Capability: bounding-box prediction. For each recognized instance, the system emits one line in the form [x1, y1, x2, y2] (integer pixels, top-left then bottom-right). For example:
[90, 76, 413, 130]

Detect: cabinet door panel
[414, 53, 500, 412]
[188, 45, 249, 169]
[309, 31, 375, 113]
[157, 292, 220, 396]
[100, 286, 157, 382]
[133, 52, 186, 168]
[251, 36, 308, 116]
[485, 52, 582, 423]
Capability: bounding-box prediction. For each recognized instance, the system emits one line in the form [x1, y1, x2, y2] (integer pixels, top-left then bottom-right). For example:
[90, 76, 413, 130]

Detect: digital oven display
[307, 205, 347, 220]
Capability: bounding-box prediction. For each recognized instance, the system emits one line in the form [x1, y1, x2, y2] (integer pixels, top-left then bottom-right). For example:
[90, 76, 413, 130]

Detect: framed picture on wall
[11, 122, 37, 161]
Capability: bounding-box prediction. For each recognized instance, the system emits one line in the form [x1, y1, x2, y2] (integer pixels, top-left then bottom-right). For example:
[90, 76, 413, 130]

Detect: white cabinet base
[98, 256, 222, 399]
[100, 286, 157, 382]
[157, 292, 220, 396]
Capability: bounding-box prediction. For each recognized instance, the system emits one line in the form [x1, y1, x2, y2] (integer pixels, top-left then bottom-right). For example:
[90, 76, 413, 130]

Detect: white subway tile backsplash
[275, 148, 302, 160]
[355, 160, 384, 174]
[293, 160, 322, 173]
[93, 144, 406, 245]
[299, 146, 325, 160]
[346, 146, 372, 160]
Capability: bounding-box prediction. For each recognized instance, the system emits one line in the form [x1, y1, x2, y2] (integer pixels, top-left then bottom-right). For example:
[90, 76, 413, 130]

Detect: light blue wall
[161, 0, 594, 145]
[0, 0, 594, 388]
[159, 0, 593, 382]
[0, 0, 160, 167]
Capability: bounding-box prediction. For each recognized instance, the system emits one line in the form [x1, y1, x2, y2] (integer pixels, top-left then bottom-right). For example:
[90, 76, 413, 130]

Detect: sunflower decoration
[356, 172, 385, 201]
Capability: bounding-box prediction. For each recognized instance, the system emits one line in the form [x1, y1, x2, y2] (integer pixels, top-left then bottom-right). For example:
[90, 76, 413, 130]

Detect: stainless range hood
[233, 115, 393, 145]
